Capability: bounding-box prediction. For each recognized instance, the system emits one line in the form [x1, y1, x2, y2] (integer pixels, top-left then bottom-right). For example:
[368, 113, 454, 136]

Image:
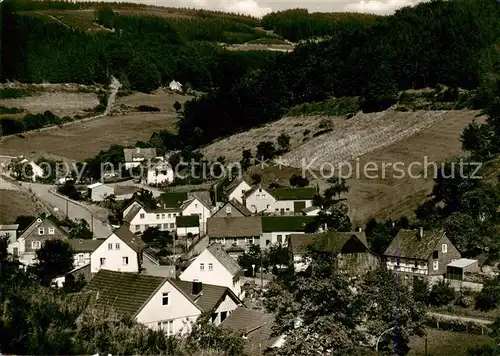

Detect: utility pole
[66, 199, 68, 219]
[260, 251, 263, 287]
[91, 214, 94, 233]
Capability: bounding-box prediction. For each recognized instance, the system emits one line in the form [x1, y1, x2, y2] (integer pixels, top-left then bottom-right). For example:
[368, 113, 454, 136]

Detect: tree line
[2, 2, 277, 92]
[172, 0, 500, 149]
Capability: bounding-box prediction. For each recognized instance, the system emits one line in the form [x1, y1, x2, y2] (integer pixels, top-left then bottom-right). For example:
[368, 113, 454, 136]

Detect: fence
[425, 313, 492, 335]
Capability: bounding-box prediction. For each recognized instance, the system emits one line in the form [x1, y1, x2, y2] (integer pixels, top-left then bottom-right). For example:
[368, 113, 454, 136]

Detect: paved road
[20, 182, 112, 239]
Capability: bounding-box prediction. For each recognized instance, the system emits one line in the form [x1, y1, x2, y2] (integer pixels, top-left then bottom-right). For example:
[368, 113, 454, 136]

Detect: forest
[1, 0, 277, 92]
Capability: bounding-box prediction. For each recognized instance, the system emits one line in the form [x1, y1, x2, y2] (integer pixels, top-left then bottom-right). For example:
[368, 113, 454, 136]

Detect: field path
[36, 11, 70, 28]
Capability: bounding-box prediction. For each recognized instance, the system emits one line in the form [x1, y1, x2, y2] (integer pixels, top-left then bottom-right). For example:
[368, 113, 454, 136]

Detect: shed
[446, 259, 480, 281]
[87, 182, 114, 202]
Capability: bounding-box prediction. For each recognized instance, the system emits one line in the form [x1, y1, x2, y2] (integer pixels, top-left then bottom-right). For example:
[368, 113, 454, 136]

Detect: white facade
[386, 257, 429, 275]
[146, 161, 174, 185]
[244, 187, 276, 213]
[73, 251, 92, 268]
[1, 225, 20, 256]
[87, 183, 114, 202]
[126, 206, 180, 234]
[261, 231, 305, 249]
[181, 198, 211, 234]
[90, 233, 139, 273]
[213, 293, 239, 326]
[228, 180, 252, 204]
[169, 80, 183, 91]
[180, 249, 243, 299]
[176, 226, 200, 237]
[136, 280, 201, 336]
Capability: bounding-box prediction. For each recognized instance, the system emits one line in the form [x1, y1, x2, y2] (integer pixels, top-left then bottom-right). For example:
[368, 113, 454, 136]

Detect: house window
[140, 213, 145, 219]
[145, 224, 149, 229]
[48, 227, 55, 235]
[31, 241, 41, 249]
[78, 254, 84, 263]
[226, 206, 232, 214]
[135, 225, 140, 231]
[100, 258, 106, 266]
[162, 292, 169, 305]
[234, 237, 238, 245]
[156, 214, 160, 219]
[275, 208, 279, 212]
[433, 261, 439, 270]
[116, 243, 120, 250]
[170, 223, 174, 229]
[442, 244, 447, 253]
[285, 208, 290, 211]
[166, 320, 174, 335]
[38, 227, 44, 235]
[200, 263, 205, 271]
[277, 235, 283, 244]
[168, 213, 172, 218]
[108, 243, 113, 250]
[163, 223, 168, 229]
[173, 213, 177, 217]
[432, 250, 438, 259]
[414, 261, 418, 268]
[162, 214, 165, 219]
[123, 257, 129, 265]
[208, 263, 213, 271]
[195, 203, 198, 208]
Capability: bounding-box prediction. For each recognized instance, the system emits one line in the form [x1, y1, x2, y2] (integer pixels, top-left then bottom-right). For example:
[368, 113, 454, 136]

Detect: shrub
[428, 280, 456, 307]
[137, 105, 160, 112]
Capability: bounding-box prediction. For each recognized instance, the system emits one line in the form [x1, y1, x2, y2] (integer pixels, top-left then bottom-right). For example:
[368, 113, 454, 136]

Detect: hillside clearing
[114, 90, 192, 113]
[0, 92, 99, 117]
[0, 189, 44, 224]
[0, 112, 178, 161]
[238, 110, 480, 224]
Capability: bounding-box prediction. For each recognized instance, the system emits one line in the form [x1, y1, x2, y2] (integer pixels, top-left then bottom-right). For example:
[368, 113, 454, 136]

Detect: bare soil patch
[0, 92, 99, 117]
[0, 112, 178, 161]
[0, 189, 44, 224]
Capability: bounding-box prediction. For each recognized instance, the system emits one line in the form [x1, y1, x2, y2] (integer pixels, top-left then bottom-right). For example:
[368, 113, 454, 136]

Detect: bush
[289, 174, 309, 187]
[475, 277, 500, 311]
[137, 105, 160, 112]
[413, 278, 429, 304]
[0, 106, 24, 115]
[428, 280, 456, 307]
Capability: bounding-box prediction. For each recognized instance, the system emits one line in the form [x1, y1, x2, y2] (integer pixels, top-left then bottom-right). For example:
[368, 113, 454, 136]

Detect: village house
[180, 243, 245, 299]
[260, 216, 316, 248]
[221, 306, 285, 356]
[14, 215, 69, 266]
[212, 199, 252, 218]
[168, 80, 183, 92]
[207, 216, 262, 250]
[67, 239, 102, 268]
[144, 158, 174, 185]
[180, 191, 213, 234]
[123, 147, 158, 170]
[82, 269, 242, 335]
[383, 228, 461, 283]
[176, 215, 200, 237]
[87, 182, 114, 202]
[90, 226, 146, 274]
[288, 231, 379, 274]
[244, 187, 316, 215]
[226, 179, 252, 204]
[1, 224, 19, 257]
[14, 158, 44, 181]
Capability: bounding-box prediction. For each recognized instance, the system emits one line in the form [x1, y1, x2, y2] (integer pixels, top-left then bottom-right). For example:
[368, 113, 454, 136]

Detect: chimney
[419, 227, 423, 239]
[192, 281, 203, 295]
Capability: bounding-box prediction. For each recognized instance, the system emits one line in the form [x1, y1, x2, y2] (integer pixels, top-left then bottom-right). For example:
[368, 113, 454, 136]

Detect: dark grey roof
[207, 217, 262, 238]
[226, 178, 250, 194]
[82, 270, 165, 317]
[207, 243, 242, 276]
[18, 214, 69, 240]
[228, 199, 252, 216]
[112, 226, 146, 253]
[288, 233, 316, 254]
[221, 306, 278, 356]
[123, 148, 157, 162]
[169, 279, 240, 313]
[123, 205, 142, 224]
[384, 229, 447, 260]
[67, 239, 103, 252]
[312, 231, 371, 253]
[190, 191, 213, 209]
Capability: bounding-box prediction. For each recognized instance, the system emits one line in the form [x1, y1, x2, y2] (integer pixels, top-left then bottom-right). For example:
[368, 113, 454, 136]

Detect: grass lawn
[409, 328, 495, 356]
